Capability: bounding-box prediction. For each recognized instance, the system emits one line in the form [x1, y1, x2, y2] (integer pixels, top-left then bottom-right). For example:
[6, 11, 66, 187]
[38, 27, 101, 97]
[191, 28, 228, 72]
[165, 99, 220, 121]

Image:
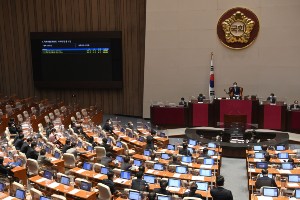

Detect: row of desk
[151, 99, 300, 132]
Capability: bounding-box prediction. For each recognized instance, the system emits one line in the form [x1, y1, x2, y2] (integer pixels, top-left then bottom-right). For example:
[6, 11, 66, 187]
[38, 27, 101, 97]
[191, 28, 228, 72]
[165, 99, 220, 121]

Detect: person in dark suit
[197, 93, 206, 103]
[290, 100, 300, 110]
[62, 139, 71, 153]
[179, 97, 187, 107]
[210, 175, 233, 200]
[169, 156, 181, 165]
[121, 156, 132, 171]
[229, 82, 243, 99]
[131, 171, 149, 191]
[102, 170, 117, 194]
[100, 152, 113, 167]
[255, 169, 277, 189]
[184, 183, 204, 199]
[14, 133, 24, 150]
[179, 143, 192, 156]
[103, 119, 113, 133]
[154, 180, 171, 195]
[267, 93, 277, 104]
[26, 142, 39, 160]
[199, 148, 211, 158]
[100, 138, 113, 152]
[0, 157, 13, 176]
[146, 130, 156, 150]
[20, 137, 32, 154]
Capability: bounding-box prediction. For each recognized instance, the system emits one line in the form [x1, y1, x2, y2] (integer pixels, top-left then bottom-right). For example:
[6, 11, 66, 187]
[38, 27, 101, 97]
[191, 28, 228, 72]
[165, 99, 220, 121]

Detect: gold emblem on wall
[217, 7, 260, 49]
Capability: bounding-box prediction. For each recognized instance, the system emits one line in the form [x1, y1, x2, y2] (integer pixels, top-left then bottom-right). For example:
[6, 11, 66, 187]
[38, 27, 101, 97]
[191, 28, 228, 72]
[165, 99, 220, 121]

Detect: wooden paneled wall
[0, 0, 146, 116]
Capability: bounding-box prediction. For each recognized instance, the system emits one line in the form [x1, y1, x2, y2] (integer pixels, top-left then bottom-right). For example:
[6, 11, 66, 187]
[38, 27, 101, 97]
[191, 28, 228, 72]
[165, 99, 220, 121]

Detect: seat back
[95, 147, 106, 160]
[27, 158, 39, 176]
[97, 183, 112, 200]
[93, 163, 105, 173]
[76, 112, 82, 119]
[30, 188, 43, 200]
[51, 194, 67, 200]
[49, 113, 55, 120]
[63, 153, 76, 168]
[81, 109, 88, 117]
[12, 182, 25, 195]
[54, 109, 61, 117]
[44, 116, 50, 124]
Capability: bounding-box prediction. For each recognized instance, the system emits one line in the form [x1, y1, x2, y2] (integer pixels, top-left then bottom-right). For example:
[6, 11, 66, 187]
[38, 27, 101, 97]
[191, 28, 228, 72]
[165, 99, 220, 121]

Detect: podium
[188, 102, 214, 127]
[150, 106, 188, 127]
[287, 110, 300, 133]
[258, 103, 287, 130]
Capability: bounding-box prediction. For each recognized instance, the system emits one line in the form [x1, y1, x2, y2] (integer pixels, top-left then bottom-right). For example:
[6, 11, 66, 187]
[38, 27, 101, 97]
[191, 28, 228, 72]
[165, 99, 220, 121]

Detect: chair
[27, 159, 39, 176]
[71, 116, 76, 123]
[63, 153, 76, 168]
[15, 102, 22, 110]
[75, 178, 91, 188]
[95, 147, 106, 161]
[12, 182, 25, 195]
[38, 123, 44, 133]
[39, 103, 45, 113]
[30, 188, 43, 200]
[51, 194, 67, 200]
[93, 163, 105, 173]
[54, 109, 61, 118]
[5, 105, 13, 115]
[121, 141, 135, 155]
[60, 106, 67, 114]
[81, 109, 88, 118]
[112, 168, 122, 177]
[56, 172, 68, 180]
[108, 136, 116, 145]
[97, 183, 112, 200]
[31, 107, 37, 116]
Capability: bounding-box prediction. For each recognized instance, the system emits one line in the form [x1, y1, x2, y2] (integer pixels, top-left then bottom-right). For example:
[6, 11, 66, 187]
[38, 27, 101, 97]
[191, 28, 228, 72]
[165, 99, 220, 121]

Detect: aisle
[221, 157, 248, 199]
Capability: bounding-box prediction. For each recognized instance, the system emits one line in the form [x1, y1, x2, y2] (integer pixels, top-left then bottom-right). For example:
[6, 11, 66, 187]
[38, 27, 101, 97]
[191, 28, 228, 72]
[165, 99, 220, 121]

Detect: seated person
[255, 169, 277, 189]
[229, 82, 243, 99]
[100, 152, 113, 167]
[153, 180, 171, 195]
[66, 142, 83, 158]
[179, 143, 192, 156]
[210, 175, 233, 200]
[8, 118, 17, 134]
[6, 154, 23, 168]
[48, 128, 57, 143]
[103, 119, 113, 133]
[290, 100, 300, 110]
[100, 138, 113, 152]
[179, 97, 187, 107]
[264, 153, 271, 163]
[14, 133, 24, 150]
[148, 192, 156, 200]
[0, 157, 13, 176]
[20, 137, 33, 154]
[37, 149, 52, 167]
[184, 182, 204, 199]
[62, 139, 71, 153]
[139, 165, 145, 173]
[131, 171, 149, 191]
[26, 142, 39, 160]
[102, 170, 117, 194]
[121, 156, 132, 171]
[127, 121, 134, 130]
[199, 148, 210, 158]
[198, 93, 206, 102]
[267, 93, 277, 104]
[169, 156, 181, 165]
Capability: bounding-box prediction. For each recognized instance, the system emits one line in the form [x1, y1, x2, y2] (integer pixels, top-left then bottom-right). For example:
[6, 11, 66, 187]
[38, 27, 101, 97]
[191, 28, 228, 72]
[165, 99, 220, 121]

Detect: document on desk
[36, 177, 47, 183]
[114, 178, 126, 183]
[94, 174, 104, 179]
[278, 169, 291, 174]
[253, 159, 262, 162]
[130, 140, 137, 143]
[287, 182, 299, 187]
[153, 136, 159, 139]
[76, 169, 86, 174]
[48, 182, 60, 189]
[167, 186, 180, 192]
[173, 173, 181, 178]
[248, 168, 256, 172]
[146, 169, 154, 173]
[256, 196, 274, 200]
[3, 197, 14, 200]
[69, 189, 80, 195]
[200, 165, 213, 169]
[191, 176, 204, 181]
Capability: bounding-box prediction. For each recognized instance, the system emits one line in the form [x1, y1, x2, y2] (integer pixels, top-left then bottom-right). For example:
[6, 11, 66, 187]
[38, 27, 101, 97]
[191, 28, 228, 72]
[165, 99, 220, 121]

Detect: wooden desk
[247, 158, 300, 164]
[113, 131, 146, 149]
[250, 194, 290, 200]
[248, 168, 300, 175]
[46, 154, 65, 173]
[137, 128, 169, 147]
[29, 175, 96, 200]
[249, 179, 300, 189]
[11, 166, 27, 186]
[70, 167, 107, 184]
[0, 192, 18, 200]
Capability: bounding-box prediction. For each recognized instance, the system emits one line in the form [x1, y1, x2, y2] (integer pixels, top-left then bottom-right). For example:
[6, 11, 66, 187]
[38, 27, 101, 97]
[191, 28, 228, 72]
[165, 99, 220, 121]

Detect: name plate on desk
[69, 189, 80, 195]
[48, 182, 60, 189]
[191, 176, 204, 181]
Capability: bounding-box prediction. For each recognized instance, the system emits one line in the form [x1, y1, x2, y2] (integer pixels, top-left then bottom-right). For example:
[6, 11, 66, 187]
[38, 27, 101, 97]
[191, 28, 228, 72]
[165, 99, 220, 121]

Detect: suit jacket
[146, 135, 154, 150]
[267, 96, 276, 104]
[26, 147, 39, 160]
[198, 96, 206, 102]
[62, 144, 71, 153]
[100, 156, 112, 167]
[121, 162, 132, 171]
[179, 148, 192, 156]
[131, 179, 149, 191]
[255, 176, 277, 189]
[153, 188, 171, 195]
[290, 104, 300, 110]
[229, 87, 242, 98]
[210, 187, 233, 200]
[14, 139, 24, 150]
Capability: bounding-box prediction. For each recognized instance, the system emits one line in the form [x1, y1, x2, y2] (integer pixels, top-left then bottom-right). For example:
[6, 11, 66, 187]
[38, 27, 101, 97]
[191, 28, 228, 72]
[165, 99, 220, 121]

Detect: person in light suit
[210, 175, 233, 200]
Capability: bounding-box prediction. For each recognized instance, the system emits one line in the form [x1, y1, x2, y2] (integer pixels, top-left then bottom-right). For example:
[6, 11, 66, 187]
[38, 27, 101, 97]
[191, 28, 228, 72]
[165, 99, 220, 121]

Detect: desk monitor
[116, 156, 124, 163]
[256, 162, 268, 169]
[176, 166, 188, 174]
[276, 145, 285, 151]
[0, 182, 5, 192]
[61, 176, 70, 186]
[127, 132, 133, 138]
[138, 136, 145, 142]
[128, 190, 141, 200]
[120, 127, 125, 133]
[278, 152, 289, 159]
[87, 145, 93, 152]
[116, 141, 122, 148]
[143, 174, 155, 184]
[254, 152, 265, 159]
[83, 162, 93, 171]
[207, 150, 215, 156]
[187, 147, 194, 154]
[101, 167, 109, 175]
[40, 197, 51, 200]
[263, 187, 278, 197]
[153, 163, 164, 171]
[282, 162, 293, 170]
[121, 171, 131, 180]
[181, 156, 192, 163]
[196, 182, 209, 191]
[167, 144, 175, 150]
[144, 149, 151, 156]
[43, 170, 53, 180]
[161, 153, 170, 160]
[80, 181, 92, 191]
[54, 151, 61, 159]
[15, 189, 26, 200]
[295, 189, 300, 198]
[107, 137, 112, 144]
[208, 143, 216, 148]
[188, 139, 197, 146]
[168, 178, 181, 188]
[133, 159, 142, 167]
[45, 146, 51, 154]
[200, 169, 212, 177]
[157, 194, 172, 200]
[77, 141, 82, 148]
[204, 158, 214, 165]
[159, 132, 166, 138]
[253, 146, 262, 151]
[288, 175, 300, 183]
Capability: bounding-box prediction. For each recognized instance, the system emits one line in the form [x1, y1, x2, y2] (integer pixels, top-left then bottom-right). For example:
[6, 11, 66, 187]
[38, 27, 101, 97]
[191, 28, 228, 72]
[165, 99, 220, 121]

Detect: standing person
[210, 175, 233, 200]
[146, 130, 156, 150]
[267, 93, 277, 104]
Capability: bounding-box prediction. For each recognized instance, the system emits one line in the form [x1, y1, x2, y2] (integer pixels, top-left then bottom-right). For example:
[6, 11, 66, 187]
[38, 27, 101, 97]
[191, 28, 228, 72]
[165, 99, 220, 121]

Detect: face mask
[108, 122, 111, 125]
[234, 85, 237, 87]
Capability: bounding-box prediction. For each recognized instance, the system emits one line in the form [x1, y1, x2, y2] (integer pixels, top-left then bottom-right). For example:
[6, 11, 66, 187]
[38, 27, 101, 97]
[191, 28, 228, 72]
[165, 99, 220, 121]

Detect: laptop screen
[276, 145, 285, 151]
[167, 144, 175, 150]
[181, 156, 192, 163]
[176, 166, 188, 174]
[256, 162, 268, 169]
[157, 195, 172, 200]
[87, 145, 93, 151]
[138, 136, 145, 142]
[196, 182, 209, 191]
[0, 182, 5, 192]
[253, 146, 262, 151]
[282, 163, 293, 170]
[295, 189, 300, 198]
[121, 171, 131, 180]
[15, 189, 25, 200]
[143, 174, 155, 184]
[45, 146, 51, 154]
[153, 163, 164, 171]
[43, 170, 53, 180]
[208, 143, 216, 148]
[187, 147, 194, 154]
[80, 181, 92, 191]
[161, 153, 170, 160]
[144, 150, 151, 156]
[160, 132, 166, 137]
[40, 197, 51, 200]
[101, 167, 109, 175]
[116, 156, 124, 163]
[61, 176, 70, 185]
[54, 151, 61, 159]
[133, 159, 142, 167]
[200, 169, 212, 177]
[188, 139, 197, 146]
[255, 152, 265, 159]
[116, 141, 122, 148]
[168, 178, 181, 188]
[83, 162, 92, 171]
[278, 153, 289, 159]
[207, 150, 215, 156]
[129, 191, 141, 200]
[263, 187, 278, 197]
[77, 141, 82, 147]
[288, 175, 300, 183]
[204, 158, 214, 165]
